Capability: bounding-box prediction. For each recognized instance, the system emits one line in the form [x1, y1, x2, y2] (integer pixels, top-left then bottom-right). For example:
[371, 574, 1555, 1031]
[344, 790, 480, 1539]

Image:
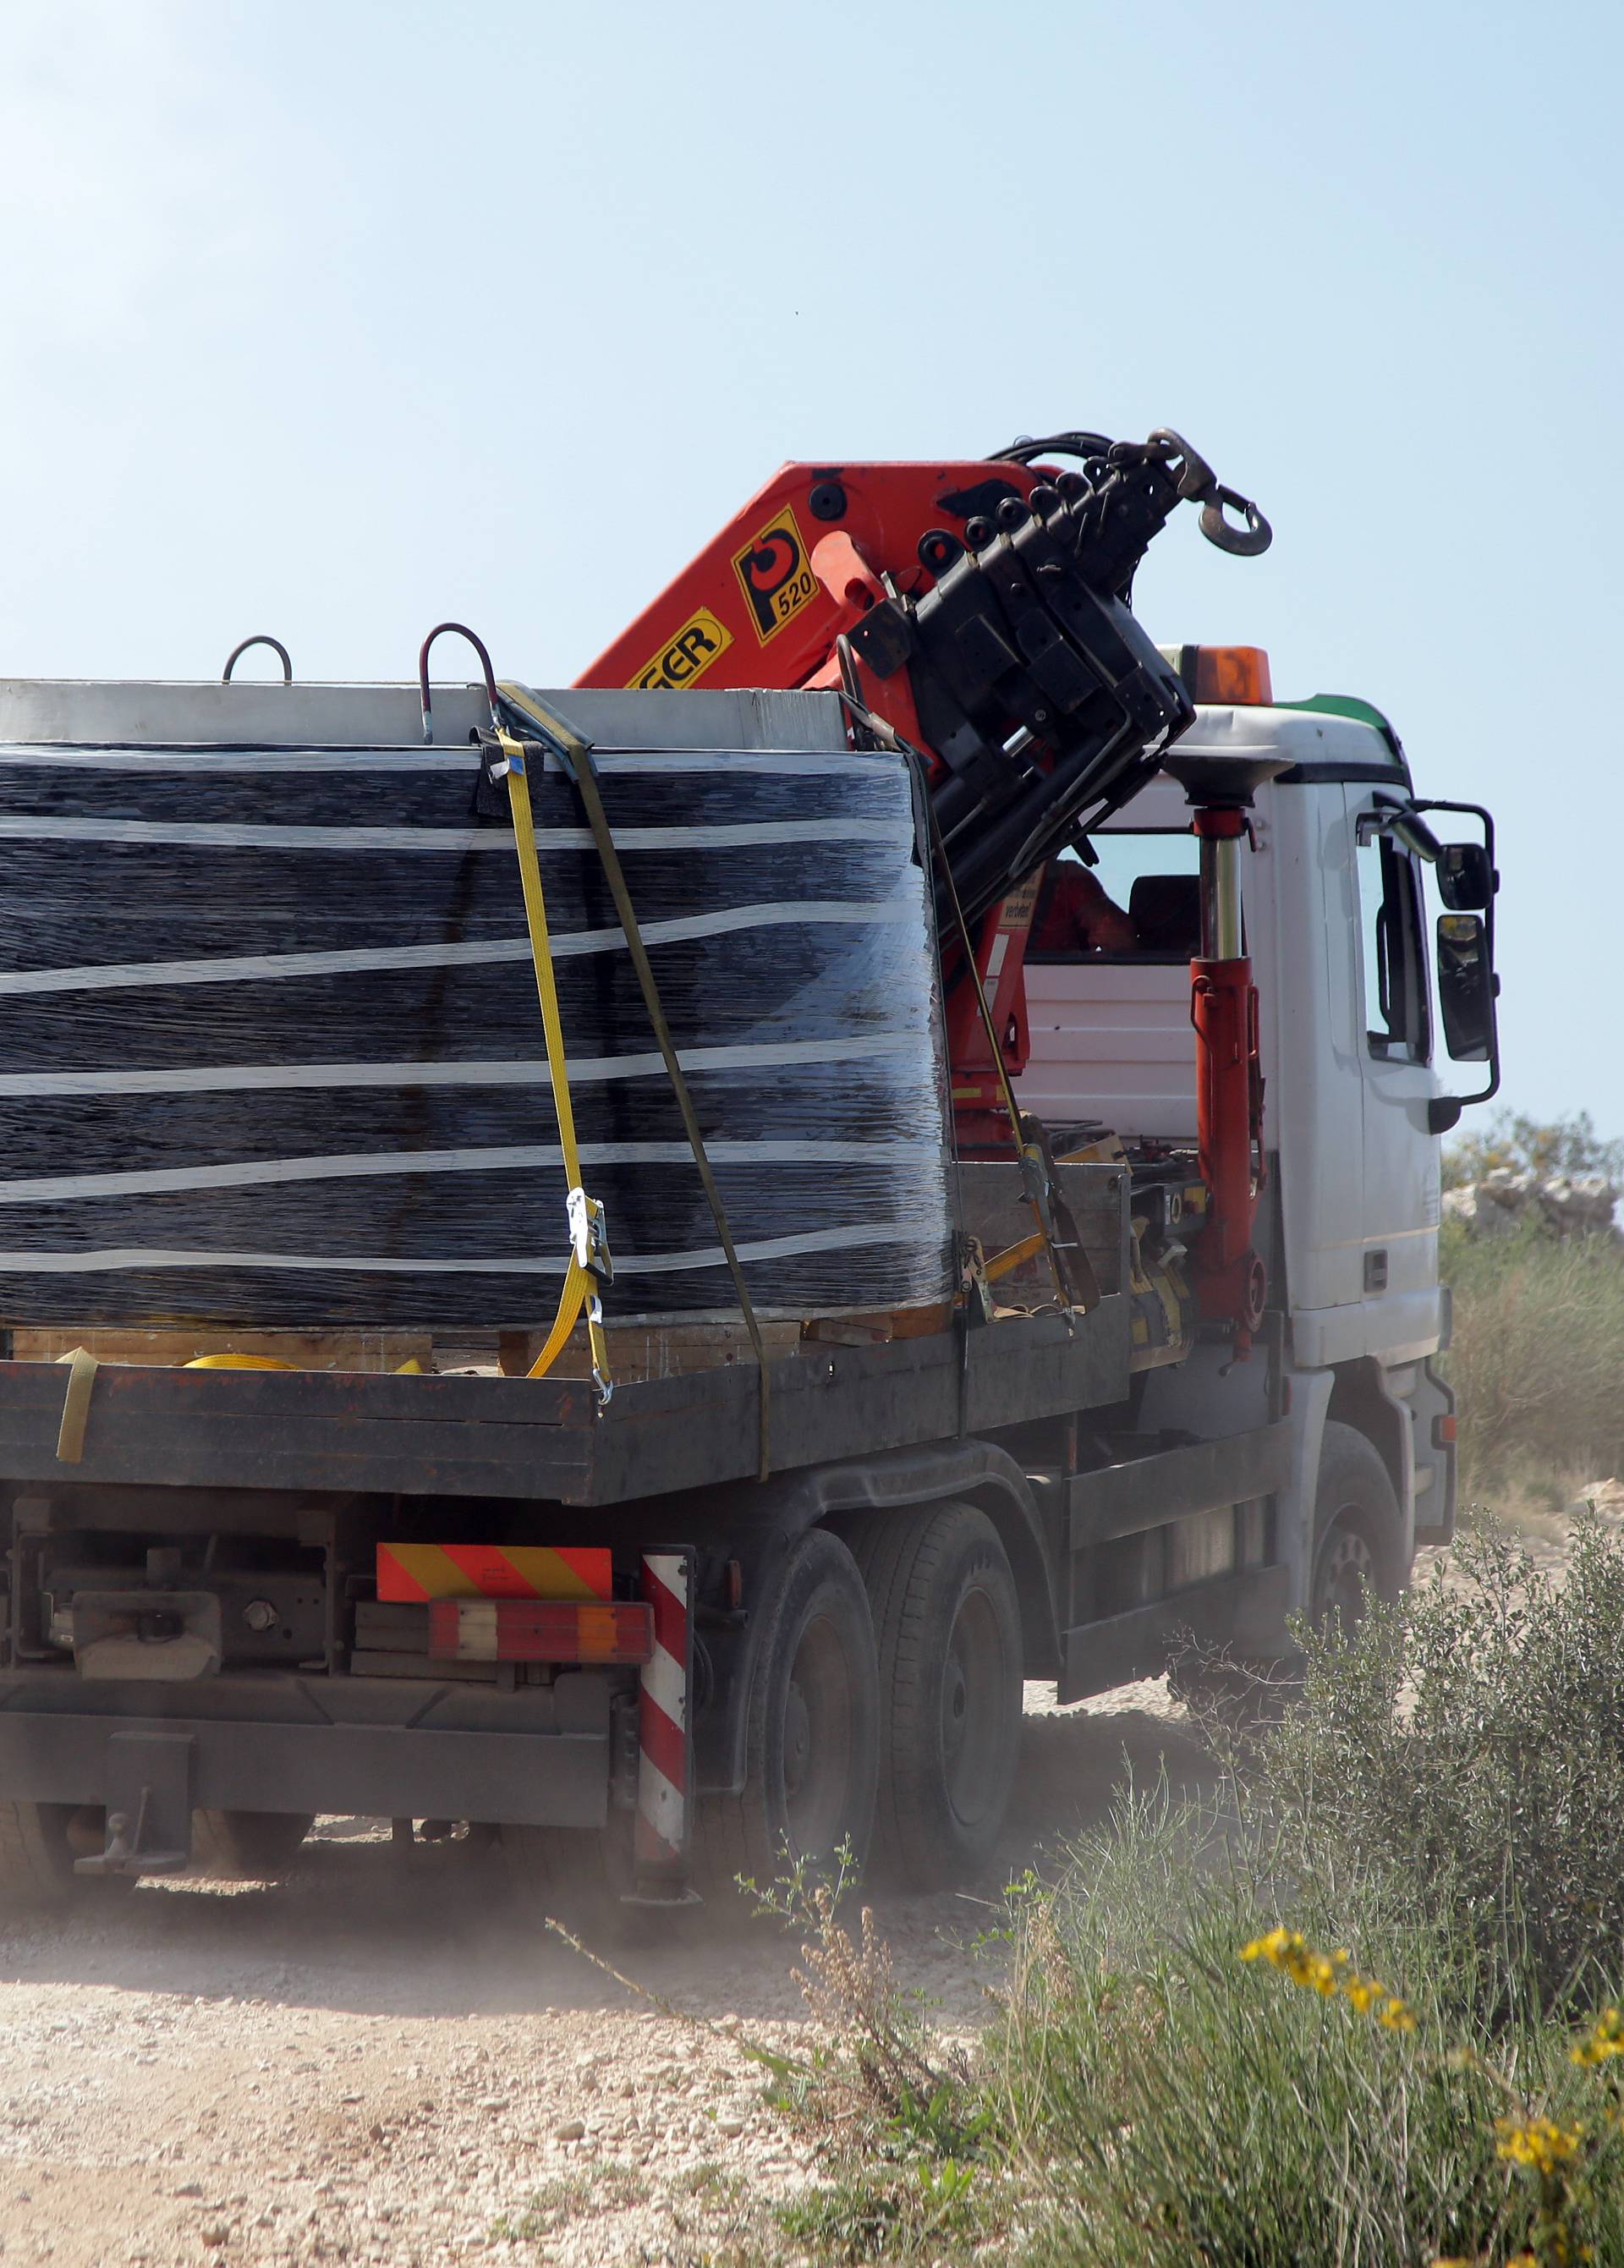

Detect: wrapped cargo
[0, 683, 954, 1331]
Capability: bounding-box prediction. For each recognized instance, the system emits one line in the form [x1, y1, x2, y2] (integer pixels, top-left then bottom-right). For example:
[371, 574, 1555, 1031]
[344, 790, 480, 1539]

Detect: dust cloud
[0, 1683, 1204, 2265]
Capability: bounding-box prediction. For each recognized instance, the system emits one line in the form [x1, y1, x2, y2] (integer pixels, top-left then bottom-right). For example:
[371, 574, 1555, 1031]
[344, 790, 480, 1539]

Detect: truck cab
[1020, 676, 1495, 1607]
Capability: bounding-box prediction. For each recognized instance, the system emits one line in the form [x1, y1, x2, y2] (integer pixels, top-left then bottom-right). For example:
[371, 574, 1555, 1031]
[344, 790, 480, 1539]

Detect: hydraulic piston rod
[1166, 751, 1290, 1354]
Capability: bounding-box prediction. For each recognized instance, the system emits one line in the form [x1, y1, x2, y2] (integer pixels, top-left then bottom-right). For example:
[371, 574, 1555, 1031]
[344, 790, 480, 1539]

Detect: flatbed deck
[0, 1300, 1131, 1506]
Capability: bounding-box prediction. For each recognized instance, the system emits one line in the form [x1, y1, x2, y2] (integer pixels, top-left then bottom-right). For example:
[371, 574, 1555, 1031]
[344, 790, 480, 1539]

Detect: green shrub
[985, 1791, 1624, 2268]
[973, 1518, 1624, 2265]
[1253, 1513, 1624, 2018]
[732, 1519, 1624, 2264]
[1442, 1108, 1624, 1192]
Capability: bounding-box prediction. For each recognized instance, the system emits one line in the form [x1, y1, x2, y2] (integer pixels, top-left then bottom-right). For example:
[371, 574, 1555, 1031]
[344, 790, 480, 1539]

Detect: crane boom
[575, 429, 1270, 1152]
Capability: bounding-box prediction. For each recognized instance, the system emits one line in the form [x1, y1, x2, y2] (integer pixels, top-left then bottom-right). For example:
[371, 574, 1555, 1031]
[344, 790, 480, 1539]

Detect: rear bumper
[0, 1667, 612, 1831]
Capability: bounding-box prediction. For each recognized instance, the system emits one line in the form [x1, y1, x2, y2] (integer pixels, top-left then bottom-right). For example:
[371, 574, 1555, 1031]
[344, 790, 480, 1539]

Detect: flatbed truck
[0, 434, 1500, 1905]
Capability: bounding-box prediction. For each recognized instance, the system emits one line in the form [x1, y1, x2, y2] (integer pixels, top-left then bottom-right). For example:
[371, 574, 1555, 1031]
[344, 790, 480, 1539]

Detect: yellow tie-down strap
[495, 726, 612, 1398]
[54, 1346, 99, 1463]
[498, 684, 774, 1480]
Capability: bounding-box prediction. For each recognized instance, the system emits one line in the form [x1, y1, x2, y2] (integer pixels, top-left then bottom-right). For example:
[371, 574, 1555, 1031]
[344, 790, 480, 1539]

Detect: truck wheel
[1310, 1421, 1407, 1635]
[0, 1802, 134, 1906]
[696, 1527, 879, 1898]
[845, 1503, 1023, 1890]
[192, 1809, 314, 1879]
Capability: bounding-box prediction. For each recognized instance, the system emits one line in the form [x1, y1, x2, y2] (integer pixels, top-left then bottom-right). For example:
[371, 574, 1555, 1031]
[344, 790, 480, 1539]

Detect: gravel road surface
[0, 1680, 1204, 2267]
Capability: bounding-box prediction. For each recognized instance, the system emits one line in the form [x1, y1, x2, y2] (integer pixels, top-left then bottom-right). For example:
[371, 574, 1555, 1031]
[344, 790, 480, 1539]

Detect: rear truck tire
[695, 1526, 880, 1901]
[0, 1803, 136, 1907]
[192, 1809, 314, 1879]
[843, 1502, 1023, 1890]
[1309, 1420, 1408, 1636]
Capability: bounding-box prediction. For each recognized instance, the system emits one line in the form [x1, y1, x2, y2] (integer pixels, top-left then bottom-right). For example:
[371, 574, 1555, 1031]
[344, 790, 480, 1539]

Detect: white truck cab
[1018, 682, 1496, 1599]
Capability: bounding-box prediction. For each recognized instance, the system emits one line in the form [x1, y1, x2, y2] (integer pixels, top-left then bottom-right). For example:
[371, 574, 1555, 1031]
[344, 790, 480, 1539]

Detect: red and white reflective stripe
[637, 1552, 689, 1870]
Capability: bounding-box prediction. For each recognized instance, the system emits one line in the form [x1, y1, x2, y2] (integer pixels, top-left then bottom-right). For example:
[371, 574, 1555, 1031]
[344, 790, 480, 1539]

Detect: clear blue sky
[1, 0, 1616, 1134]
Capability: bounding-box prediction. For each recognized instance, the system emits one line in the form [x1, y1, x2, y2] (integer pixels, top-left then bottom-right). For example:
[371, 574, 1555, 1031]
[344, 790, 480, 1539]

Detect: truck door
[1349, 792, 1442, 1347]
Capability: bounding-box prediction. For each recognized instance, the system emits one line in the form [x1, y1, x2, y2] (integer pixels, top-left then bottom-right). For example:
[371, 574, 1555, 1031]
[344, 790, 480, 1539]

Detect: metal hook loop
[417, 622, 500, 744]
[222, 635, 292, 684]
[1199, 490, 1273, 557]
[1147, 427, 1218, 504]
[1145, 431, 1272, 555]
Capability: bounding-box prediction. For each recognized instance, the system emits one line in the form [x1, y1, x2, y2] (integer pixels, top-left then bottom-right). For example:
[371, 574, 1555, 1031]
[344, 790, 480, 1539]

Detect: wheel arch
[1325, 1357, 1414, 1564]
[672, 1441, 1060, 1797]
[927, 1481, 1061, 1682]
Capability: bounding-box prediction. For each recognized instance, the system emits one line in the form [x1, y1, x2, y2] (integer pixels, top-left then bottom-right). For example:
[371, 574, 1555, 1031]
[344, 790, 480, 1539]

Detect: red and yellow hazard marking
[376, 1542, 611, 1604]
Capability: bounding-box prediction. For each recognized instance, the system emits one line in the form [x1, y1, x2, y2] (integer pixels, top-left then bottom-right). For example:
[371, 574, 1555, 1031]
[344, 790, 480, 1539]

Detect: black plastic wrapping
[0, 732, 954, 1328]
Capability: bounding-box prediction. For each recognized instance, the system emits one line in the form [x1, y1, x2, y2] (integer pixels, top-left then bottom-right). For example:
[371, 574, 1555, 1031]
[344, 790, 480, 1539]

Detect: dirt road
[0, 1681, 1204, 2267]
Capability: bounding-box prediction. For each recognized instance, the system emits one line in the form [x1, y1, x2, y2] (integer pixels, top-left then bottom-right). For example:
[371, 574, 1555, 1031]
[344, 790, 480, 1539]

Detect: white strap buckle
[566, 1186, 613, 1283]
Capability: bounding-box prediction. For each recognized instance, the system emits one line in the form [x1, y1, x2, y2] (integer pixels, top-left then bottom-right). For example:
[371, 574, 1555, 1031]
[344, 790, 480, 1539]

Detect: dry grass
[1441, 1217, 1624, 1496]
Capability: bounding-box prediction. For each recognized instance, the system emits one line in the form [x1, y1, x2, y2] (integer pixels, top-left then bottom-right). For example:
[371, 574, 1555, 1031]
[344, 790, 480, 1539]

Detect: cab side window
[1028, 833, 1201, 963]
[1355, 834, 1430, 1063]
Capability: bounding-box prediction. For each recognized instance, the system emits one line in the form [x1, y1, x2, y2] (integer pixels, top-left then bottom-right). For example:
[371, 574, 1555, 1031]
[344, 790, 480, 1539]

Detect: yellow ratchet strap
[495, 725, 612, 1399]
[55, 1345, 99, 1463]
[497, 684, 773, 1480]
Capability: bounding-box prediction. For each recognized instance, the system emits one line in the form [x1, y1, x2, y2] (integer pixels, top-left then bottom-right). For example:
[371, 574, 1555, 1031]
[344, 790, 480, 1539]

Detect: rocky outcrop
[1443, 1168, 1619, 1240]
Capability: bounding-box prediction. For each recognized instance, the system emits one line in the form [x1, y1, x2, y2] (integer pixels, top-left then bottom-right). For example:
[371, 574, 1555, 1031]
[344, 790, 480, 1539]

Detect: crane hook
[1148, 429, 1273, 557]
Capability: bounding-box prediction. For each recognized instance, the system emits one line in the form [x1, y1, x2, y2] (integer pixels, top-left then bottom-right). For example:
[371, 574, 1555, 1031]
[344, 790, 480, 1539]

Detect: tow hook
[72, 1731, 195, 1876]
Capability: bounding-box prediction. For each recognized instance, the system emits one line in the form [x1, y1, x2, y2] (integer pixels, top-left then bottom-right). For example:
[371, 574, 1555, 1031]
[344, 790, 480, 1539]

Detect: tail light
[428, 1598, 654, 1665]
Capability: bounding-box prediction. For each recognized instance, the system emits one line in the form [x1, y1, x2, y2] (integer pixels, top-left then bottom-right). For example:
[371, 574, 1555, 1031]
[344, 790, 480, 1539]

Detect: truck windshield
[1029, 833, 1201, 963]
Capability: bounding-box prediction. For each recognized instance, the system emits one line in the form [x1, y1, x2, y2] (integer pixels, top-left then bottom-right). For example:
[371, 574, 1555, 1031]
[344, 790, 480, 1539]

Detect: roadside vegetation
[1442, 1217, 1624, 1501]
[709, 1518, 1624, 2267]
[567, 1109, 1624, 2267]
[1440, 1110, 1624, 1501]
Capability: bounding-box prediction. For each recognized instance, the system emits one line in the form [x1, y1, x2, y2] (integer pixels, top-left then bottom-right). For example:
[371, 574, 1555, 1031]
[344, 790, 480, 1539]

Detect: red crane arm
[573, 454, 1089, 1151]
[571, 436, 1268, 1200]
[573, 459, 1044, 715]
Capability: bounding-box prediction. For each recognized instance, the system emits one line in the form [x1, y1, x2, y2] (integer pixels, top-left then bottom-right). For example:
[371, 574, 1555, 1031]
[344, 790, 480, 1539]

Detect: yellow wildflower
[1240, 1926, 1303, 1967]
[1238, 1928, 1418, 2032]
[1572, 2005, 1624, 2066]
[1494, 2116, 1583, 2173]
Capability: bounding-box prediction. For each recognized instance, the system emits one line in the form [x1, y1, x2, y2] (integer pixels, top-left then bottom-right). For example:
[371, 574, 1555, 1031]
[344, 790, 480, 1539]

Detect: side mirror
[1437, 840, 1495, 911]
[1411, 797, 1501, 1122]
[1436, 913, 1495, 1062]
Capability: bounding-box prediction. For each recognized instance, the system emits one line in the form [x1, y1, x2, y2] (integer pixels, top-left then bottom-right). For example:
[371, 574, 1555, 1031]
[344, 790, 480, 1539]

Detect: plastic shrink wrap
[0, 684, 954, 1330]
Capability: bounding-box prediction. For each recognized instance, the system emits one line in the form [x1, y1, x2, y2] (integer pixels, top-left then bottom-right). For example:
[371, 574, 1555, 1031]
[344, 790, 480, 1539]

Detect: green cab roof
[1275, 692, 1406, 766]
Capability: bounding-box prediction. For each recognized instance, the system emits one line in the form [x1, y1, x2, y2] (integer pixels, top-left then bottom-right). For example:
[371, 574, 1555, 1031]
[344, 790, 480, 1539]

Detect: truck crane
[579, 429, 1282, 1347]
[0, 425, 1499, 1909]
